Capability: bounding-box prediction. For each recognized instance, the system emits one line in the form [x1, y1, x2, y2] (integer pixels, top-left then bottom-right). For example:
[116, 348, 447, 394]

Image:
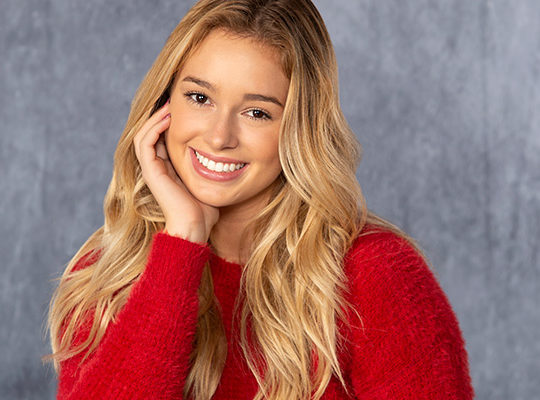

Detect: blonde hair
[42, 1, 429, 399]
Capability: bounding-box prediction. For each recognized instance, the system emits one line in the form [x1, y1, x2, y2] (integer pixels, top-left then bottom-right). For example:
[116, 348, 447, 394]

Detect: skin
[133, 28, 290, 264]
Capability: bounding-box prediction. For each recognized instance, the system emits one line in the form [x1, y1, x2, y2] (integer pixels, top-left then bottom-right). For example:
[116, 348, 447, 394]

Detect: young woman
[43, 0, 474, 399]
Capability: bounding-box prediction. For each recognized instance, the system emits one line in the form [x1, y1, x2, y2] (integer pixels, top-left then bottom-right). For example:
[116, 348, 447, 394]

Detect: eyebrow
[181, 75, 284, 108]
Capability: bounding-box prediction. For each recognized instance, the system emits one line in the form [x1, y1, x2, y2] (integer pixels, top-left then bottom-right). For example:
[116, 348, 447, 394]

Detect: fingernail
[161, 113, 171, 120]
[166, 98, 170, 104]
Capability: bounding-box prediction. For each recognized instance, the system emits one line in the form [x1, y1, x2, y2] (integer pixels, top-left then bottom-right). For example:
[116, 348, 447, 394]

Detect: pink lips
[189, 147, 248, 182]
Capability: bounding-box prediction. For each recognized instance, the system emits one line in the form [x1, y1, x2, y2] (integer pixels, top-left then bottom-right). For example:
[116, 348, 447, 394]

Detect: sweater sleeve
[345, 231, 475, 399]
[56, 231, 211, 400]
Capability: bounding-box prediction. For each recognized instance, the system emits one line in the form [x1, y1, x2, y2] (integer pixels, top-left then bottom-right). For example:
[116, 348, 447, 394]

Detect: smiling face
[165, 28, 289, 214]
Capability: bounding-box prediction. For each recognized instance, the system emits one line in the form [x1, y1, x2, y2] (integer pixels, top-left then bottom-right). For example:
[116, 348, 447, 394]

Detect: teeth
[195, 150, 245, 173]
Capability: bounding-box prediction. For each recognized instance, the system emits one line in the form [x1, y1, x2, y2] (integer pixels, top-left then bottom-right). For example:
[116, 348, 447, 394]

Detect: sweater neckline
[207, 222, 379, 270]
[209, 251, 244, 269]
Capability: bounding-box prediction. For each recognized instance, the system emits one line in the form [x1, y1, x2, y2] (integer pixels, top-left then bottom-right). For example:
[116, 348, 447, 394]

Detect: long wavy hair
[43, 0, 429, 399]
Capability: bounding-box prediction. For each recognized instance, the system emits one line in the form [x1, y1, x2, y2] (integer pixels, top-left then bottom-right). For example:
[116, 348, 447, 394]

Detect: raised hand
[133, 99, 219, 243]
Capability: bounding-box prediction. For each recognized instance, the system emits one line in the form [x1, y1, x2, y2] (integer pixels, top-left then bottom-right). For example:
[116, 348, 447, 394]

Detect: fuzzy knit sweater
[56, 225, 474, 399]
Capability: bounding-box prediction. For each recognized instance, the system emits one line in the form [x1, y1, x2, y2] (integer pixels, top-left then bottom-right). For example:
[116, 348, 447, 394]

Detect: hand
[133, 100, 219, 243]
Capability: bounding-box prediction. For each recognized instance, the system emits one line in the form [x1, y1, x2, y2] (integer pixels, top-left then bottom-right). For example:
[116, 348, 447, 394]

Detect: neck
[209, 178, 282, 265]
[209, 205, 256, 265]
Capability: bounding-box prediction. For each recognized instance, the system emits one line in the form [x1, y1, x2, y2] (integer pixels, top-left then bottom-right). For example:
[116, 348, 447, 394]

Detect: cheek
[163, 119, 191, 172]
[263, 139, 281, 171]
[165, 112, 198, 146]
[248, 130, 280, 163]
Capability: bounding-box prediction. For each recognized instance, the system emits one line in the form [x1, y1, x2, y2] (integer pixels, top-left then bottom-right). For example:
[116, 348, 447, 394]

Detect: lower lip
[189, 148, 248, 182]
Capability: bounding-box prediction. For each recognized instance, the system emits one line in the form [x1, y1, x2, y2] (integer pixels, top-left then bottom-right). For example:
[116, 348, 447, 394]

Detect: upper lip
[191, 147, 247, 164]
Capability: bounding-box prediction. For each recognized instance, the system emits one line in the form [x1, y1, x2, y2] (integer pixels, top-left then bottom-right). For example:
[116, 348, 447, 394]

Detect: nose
[203, 109, 239, 150]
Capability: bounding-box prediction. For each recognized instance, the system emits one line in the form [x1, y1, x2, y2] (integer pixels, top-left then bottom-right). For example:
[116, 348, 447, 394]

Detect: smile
[194, 150, 246, 172]
[189, 147, 248, 182]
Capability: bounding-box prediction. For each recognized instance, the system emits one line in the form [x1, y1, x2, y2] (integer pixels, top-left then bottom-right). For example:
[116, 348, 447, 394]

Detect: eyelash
[183, 91, 273, 121]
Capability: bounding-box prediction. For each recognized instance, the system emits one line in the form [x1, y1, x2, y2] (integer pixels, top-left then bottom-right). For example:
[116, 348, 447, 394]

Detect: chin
[195, 196, 229, 208]
[188, 186, 240, 208]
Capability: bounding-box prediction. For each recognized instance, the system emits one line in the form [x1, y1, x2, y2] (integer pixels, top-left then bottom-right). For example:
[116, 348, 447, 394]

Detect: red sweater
[56, 226, 474, 399]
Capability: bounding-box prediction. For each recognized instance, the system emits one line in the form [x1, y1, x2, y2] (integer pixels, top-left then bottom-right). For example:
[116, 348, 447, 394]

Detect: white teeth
[195, 150, 245, 172]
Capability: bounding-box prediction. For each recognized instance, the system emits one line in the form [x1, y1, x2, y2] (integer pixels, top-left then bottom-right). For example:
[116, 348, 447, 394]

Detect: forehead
[176, 29, 289, 98]
[191, 28, 282, 66]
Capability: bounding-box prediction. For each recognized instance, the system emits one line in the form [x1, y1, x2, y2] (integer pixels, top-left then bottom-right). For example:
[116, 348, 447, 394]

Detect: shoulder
[342, 223, 459, 333]
[340, 228, 474, 397]
[344, 223, 427, 282]
[342, 224, 465, 347]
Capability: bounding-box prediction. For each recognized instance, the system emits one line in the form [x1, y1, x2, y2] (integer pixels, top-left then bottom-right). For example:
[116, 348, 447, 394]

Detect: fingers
[133, 101, 171, 163]
[155, 136, 169, 161]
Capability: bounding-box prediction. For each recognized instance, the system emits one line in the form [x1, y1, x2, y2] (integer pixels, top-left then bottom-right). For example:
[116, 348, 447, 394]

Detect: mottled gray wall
[1, 0, 538, 398]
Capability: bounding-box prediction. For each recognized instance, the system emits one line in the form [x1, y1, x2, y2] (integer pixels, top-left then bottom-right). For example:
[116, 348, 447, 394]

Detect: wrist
[163, 224, 207, 244]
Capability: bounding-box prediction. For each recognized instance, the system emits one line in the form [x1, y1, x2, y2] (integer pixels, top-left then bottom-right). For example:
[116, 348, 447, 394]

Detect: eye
[183, 91, 272, 121]
[184, 91, 211, 106]
[245, 109, 272, 121]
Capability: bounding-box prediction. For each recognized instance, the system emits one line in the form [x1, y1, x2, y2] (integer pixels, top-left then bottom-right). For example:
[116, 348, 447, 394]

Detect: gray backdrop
[1, 0, 538, 399]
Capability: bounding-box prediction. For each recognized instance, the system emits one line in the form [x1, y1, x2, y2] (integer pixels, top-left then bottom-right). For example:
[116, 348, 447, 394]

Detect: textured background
[1, 0, 538, 399]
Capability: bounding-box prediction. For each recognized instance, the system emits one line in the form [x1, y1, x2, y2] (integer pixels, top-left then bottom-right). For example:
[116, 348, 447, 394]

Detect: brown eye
[246, 109, 271, 121]
[194, 94, 207, 103]
[184, 92, 211, 106]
